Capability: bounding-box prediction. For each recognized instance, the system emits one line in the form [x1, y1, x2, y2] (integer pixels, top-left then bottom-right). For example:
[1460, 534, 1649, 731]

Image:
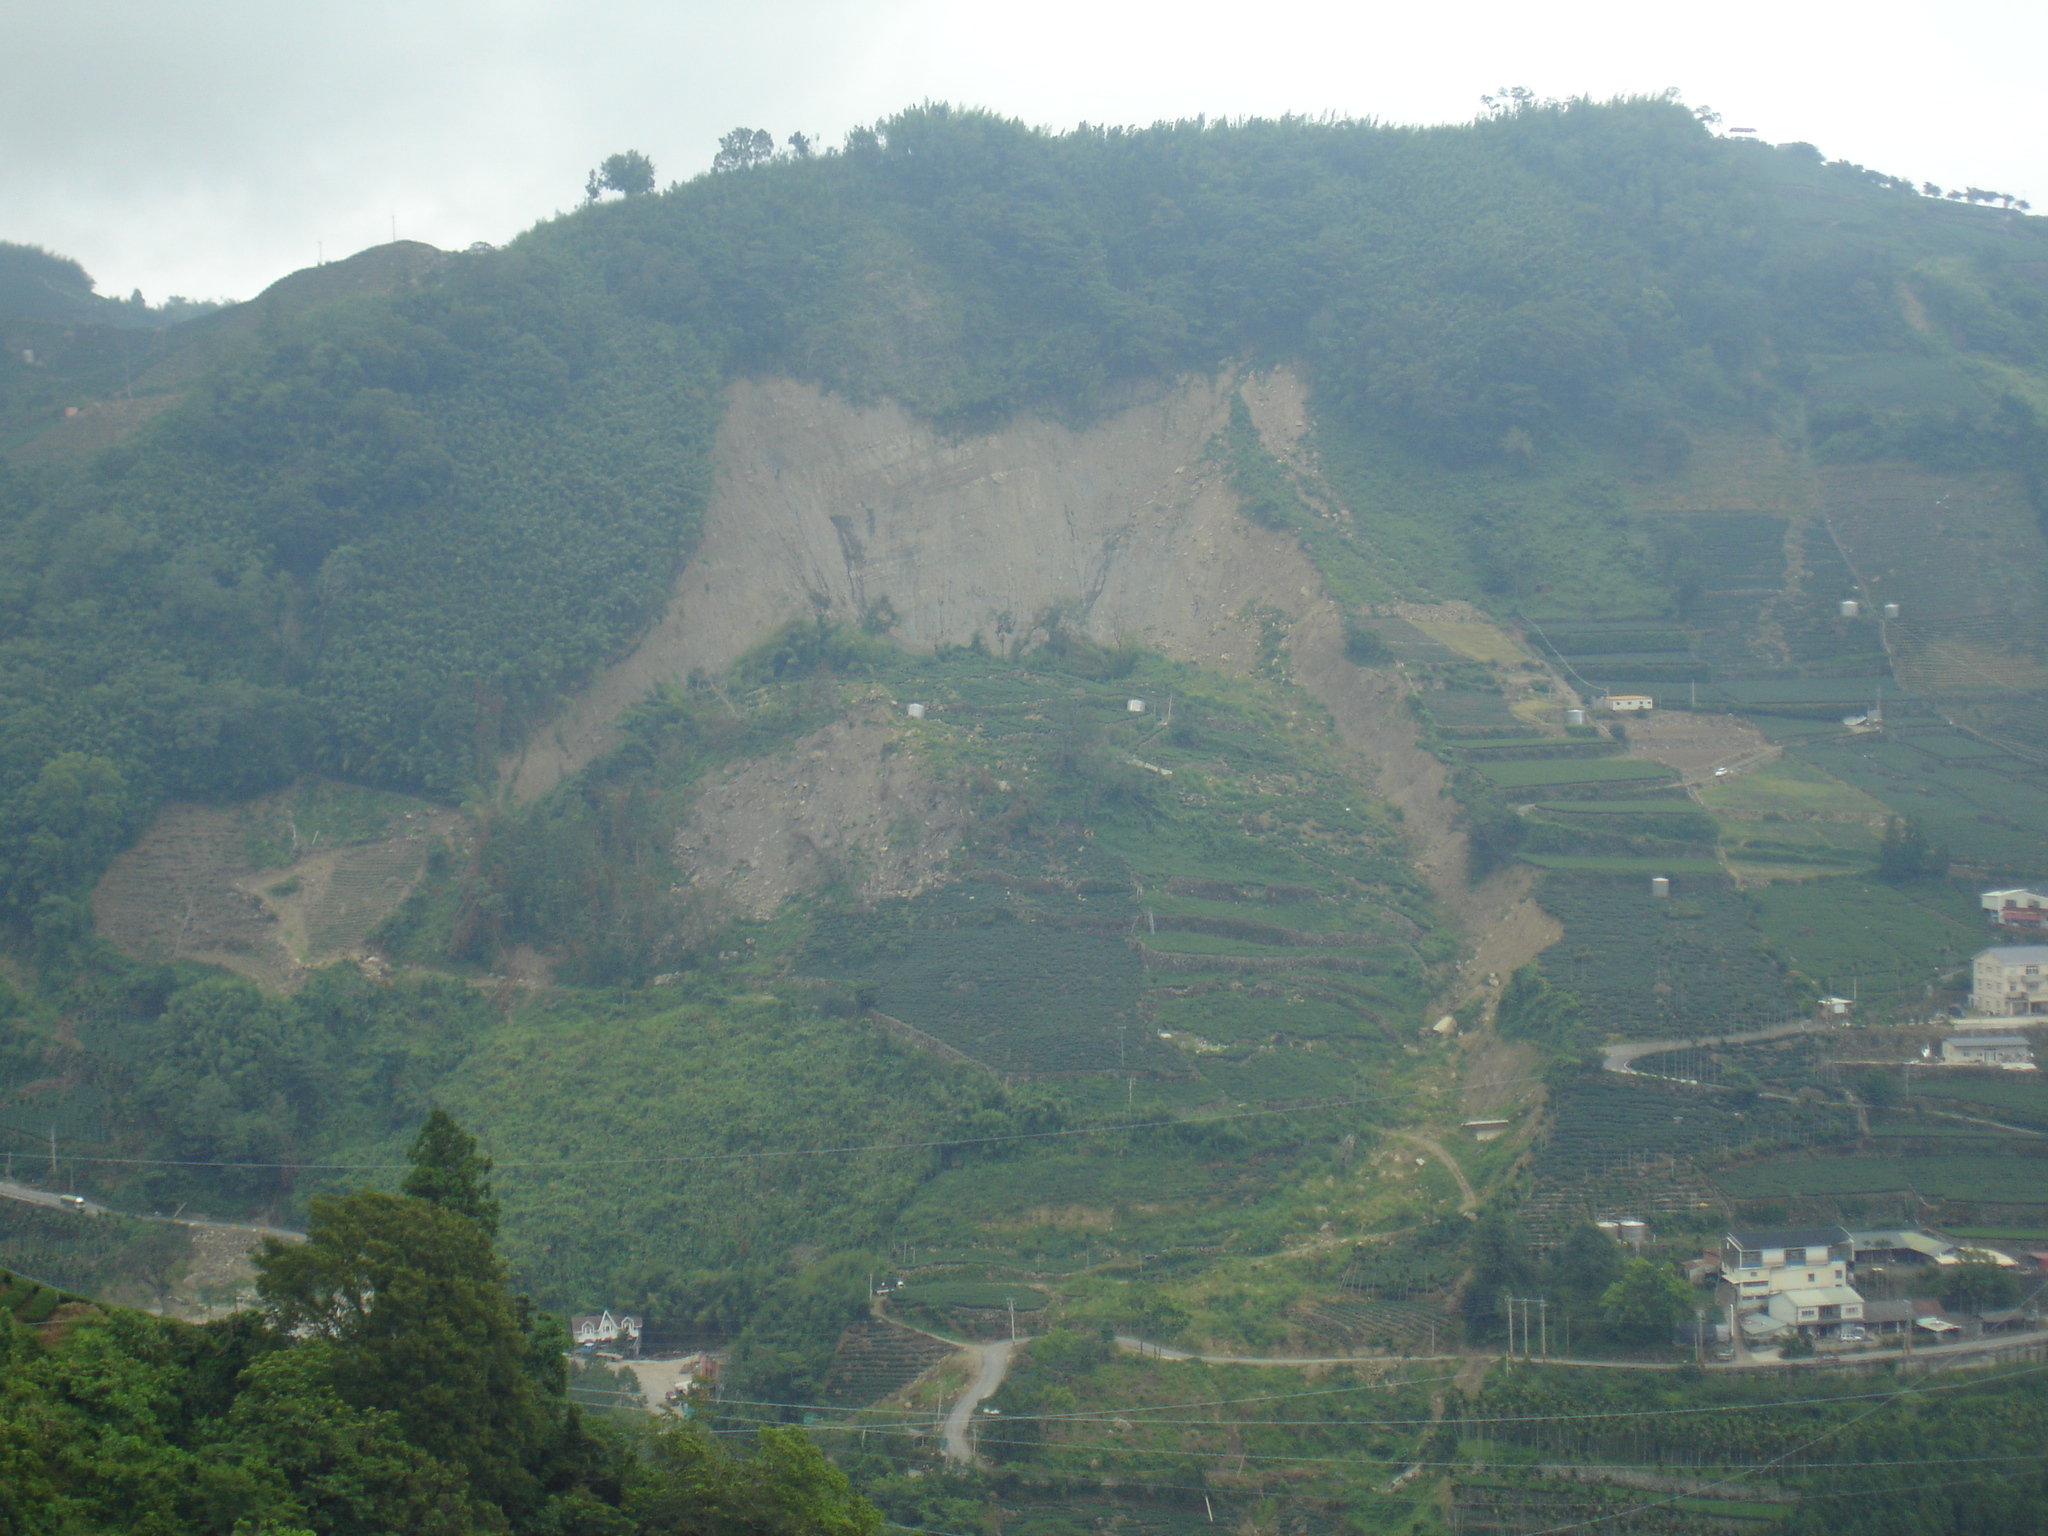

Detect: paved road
[0, 1179, 303, 1240]
[0, 1178, 102, 1215]
[941, 1339, 1020, 1464]
[1603, 1018, 1815, 1076]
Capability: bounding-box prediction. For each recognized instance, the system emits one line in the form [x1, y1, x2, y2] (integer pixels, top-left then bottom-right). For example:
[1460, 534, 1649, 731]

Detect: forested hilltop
[5, 94, 2045, 914]
[5, 94, 2048, 1535]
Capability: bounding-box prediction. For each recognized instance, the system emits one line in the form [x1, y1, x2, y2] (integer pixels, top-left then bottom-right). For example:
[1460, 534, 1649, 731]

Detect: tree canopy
[0, 1112, 884, 1534]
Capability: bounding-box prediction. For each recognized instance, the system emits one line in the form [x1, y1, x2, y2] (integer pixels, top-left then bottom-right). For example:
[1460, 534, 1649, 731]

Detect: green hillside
[5, 98, 2047, 931]
[5, 94, 2048, 1535]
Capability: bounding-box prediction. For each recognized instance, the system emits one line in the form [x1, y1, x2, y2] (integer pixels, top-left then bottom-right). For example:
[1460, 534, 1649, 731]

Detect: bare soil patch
[1622, 710, 1775, 780]
[675, 712, 967, 919]
[94, 780, 462, 988]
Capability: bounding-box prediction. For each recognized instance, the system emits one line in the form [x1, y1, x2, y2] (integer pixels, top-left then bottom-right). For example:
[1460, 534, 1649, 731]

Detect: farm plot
[1523, 1077, 1849, 1243]
[1665, 512, 1793, 673]
[1290, 1294, 1449, 1354]
[1477, 759, 1679, 795]
[1714, 1153, 2048, 1205]
[874, 923, 1160, 1077]
[797, 650, 1438, 1090]
[1793, 734, 2048, 872]
[1909, 1071, 2048, 1129]
[1150, 982, 1404, 1047]
[1533, 876, 1798, 1039]
[819, 1319, 959, 1405]
[1521, 855, 1724, 875]
[0, 1202, 188, 1310]
[1745, 875, 1984, 1005]
[1631, 1031, 1841, 1096]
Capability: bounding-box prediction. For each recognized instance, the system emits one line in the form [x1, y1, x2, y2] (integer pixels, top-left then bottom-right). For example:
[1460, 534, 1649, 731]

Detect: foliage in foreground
[0, 1114, 879, 1536]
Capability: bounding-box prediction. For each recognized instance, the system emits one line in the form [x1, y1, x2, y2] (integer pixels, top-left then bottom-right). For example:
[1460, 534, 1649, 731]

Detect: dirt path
[1603, 1019, 1815, 1076]
[1387, 1130, 1478, 1213]
[941, 1338, 1021, 1464]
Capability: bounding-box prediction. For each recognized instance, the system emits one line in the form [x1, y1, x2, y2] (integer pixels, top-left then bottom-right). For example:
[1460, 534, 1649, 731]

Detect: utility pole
[1006, 1295, 1017, 1342]
[1539, 1298, 1549, 1361]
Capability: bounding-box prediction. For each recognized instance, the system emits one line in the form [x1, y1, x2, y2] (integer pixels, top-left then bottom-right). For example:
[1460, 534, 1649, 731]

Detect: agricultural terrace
[1909, 1069, 2048, 1129]
[1520, 1075, 1851, 1242]
[1745, 874, 1985, 1005]
[1713, 1150, 2048, 1210]
[1791, 727, 2048, 873]
[798, 649, 1446, 1091]
[1533, 875, 1798, 1039]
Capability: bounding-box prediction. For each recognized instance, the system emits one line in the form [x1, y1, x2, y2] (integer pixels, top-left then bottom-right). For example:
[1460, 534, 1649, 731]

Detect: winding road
[0, 1178, 101, 1215]
[940, 1338, 1020, 1463]
[1603, 1018, 1815, 1076]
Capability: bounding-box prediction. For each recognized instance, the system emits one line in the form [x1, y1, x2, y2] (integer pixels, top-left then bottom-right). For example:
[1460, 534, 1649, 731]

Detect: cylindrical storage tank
[906, 702, 926, 720]
[1839, 599, 1860, 619]
[1126, 698, 1146, 713]
[1565, 707, 1586, 726]
[1883, 602, 1900, 620]
[1650, 876, 1671, 898]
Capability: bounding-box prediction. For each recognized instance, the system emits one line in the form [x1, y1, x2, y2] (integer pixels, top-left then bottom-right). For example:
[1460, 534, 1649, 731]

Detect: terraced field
[1533, 876, 1797, 1039]
[819, 1318, 957, 1405]
[1909, 1070, 2048, 1129]
[1290, 1294, 1449, 1354]
[1520, 1076, 1849, 1243]
[1714, 1152, 2048, 1206]
[796, 655, 1436, 1091]
[1793, 729, 2048, 873]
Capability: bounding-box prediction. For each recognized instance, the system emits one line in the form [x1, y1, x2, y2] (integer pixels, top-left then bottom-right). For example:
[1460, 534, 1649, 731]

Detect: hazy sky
[7, 0, 2045, 304]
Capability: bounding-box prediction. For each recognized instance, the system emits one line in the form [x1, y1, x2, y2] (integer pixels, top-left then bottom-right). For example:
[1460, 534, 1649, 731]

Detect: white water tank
[1839, 599, 1860, 619]
[1883, 602, 1900, 620]
[1651, 876, 1671, 898]
[906, 702, 926, 720]
[1127, 698, 1146, 714]
[1565, 707, 1586, 726]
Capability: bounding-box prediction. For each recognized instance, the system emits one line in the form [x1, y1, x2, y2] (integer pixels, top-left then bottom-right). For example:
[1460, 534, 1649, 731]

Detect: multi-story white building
[1971, 945, 2048, 1017]
[1721, 1225, 1865, 1338]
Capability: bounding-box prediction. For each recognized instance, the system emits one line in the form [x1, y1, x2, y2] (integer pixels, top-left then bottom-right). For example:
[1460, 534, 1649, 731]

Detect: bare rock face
[502, 369, 1329, 803]
[674, 714, 965, 919]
